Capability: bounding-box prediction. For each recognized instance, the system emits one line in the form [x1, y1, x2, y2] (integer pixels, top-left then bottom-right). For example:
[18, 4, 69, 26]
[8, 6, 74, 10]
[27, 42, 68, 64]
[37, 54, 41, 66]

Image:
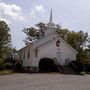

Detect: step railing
[52, 58, 64, 73]
[69, 61, 79, 71]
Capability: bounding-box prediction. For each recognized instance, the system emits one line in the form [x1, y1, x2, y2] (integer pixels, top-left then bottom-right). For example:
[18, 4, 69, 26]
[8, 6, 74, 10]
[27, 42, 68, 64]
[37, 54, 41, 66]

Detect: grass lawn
[0, 70, 14, 75]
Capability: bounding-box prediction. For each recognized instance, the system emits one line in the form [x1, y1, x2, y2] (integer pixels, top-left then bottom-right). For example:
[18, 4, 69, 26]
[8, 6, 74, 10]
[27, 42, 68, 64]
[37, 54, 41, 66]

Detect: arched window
[28, 49, 30, 58]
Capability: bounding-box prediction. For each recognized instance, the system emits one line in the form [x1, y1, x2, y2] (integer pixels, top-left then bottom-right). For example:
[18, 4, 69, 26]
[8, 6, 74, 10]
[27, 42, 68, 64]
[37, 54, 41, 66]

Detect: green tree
[36, 22, 46, 38]
[66, 31, 88, 50]
[23, 22, 46, 45]
[0, 21, 11, 62]
[56, 28, 70, 41]
[87, 37, 90, 50]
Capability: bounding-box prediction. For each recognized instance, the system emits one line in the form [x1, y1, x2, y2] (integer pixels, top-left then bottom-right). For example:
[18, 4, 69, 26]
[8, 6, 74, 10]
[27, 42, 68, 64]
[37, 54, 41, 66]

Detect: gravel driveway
[0, 73, 90, 90]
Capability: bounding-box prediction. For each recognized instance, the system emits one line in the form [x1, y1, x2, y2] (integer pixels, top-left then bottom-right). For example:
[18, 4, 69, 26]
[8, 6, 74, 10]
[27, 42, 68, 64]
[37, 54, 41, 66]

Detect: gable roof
[31, 31, 78, 54]
[18, 31, 78, 54]
[35, 34, 78, 54]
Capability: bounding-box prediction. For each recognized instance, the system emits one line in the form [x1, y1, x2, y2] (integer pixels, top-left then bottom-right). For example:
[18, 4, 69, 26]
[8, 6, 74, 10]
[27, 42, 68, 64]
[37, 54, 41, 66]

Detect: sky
[0, 0, 90, 50]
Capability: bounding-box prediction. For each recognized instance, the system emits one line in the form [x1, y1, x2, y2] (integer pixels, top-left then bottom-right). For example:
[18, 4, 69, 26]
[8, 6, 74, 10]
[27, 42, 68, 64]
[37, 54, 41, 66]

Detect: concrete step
[63, 66, 77, 74]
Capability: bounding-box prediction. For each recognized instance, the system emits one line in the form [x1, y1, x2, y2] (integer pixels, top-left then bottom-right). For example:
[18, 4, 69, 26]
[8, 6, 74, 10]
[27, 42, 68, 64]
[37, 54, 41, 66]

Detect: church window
[20, 53, 21, 60]
[28, 49, 30, 58]
[35, 47, 38, 57]
[23, 51, 25, 59]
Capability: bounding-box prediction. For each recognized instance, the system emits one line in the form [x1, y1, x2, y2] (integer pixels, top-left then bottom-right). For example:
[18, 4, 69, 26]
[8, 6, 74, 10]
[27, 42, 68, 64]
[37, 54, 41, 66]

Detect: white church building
[15, 10, 78, 72]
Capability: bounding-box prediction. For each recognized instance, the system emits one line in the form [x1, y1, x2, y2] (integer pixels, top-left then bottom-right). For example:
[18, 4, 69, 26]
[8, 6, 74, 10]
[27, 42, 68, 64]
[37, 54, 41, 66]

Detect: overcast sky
[0, 0, 90, 50]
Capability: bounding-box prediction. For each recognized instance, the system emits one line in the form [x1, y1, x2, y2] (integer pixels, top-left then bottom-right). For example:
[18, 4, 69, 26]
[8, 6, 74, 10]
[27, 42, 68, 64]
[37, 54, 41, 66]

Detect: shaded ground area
[39, 58, 58, 72]
[0, 73, 90, 90]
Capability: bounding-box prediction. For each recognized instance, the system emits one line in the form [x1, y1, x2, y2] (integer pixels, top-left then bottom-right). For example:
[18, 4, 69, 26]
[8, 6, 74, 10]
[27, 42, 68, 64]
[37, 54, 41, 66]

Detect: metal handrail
[53, 58, 64, 71]
[70, 61, 78, 70]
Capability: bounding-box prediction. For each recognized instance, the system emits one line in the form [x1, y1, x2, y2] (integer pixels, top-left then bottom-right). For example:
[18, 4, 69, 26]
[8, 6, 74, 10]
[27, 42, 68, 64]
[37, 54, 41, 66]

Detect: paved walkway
[0, 73, 90, 90]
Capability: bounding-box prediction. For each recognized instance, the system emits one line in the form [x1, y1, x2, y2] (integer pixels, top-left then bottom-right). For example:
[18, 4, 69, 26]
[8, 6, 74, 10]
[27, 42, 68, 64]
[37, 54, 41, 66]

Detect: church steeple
[47, 9, 54, 27]
[49, 9, 53, 24]
[45, 9, 55, 36]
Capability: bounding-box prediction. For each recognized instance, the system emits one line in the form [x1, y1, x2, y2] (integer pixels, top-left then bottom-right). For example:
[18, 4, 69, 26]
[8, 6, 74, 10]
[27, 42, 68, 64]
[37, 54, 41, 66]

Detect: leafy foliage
[22, 22, 46, 45]
[0, 21, 13, 70]
[57, 29, 88, 51]
[0, 21, 11, 59]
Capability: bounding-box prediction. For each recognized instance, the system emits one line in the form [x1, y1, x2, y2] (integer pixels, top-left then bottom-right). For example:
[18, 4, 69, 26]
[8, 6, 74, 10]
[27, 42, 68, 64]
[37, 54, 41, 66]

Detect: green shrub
[4, 62, 13, 69]
[0, 58, 4, 70]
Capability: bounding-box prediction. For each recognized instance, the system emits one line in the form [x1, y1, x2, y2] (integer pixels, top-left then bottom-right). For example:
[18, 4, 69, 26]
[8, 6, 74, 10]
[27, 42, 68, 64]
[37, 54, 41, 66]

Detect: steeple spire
[49, 9, 53, 24]
[45, 9, 55, 36]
